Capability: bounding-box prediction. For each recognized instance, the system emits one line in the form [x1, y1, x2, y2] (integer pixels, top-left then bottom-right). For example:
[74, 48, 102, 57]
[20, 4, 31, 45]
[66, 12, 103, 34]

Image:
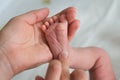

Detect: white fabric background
[0, 0, 120, 80]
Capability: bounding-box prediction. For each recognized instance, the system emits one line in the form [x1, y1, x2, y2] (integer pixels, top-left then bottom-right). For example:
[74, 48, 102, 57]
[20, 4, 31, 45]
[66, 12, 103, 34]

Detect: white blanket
[0, 0, 120, 80]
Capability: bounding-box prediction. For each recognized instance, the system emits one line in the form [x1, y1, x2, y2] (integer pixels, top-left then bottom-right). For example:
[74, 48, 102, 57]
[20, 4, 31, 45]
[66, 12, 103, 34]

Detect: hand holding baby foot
[0, 7, 80, 80]
[42, 15, 70, 58]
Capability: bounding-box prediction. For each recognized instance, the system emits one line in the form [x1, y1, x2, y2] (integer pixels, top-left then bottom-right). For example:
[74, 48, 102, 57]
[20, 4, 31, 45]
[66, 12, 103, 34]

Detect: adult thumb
[16, 8, 49, 24]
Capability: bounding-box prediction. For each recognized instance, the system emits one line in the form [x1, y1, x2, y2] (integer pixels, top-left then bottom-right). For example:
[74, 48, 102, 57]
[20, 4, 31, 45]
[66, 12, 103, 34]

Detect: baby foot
[42, 15, 69, 59]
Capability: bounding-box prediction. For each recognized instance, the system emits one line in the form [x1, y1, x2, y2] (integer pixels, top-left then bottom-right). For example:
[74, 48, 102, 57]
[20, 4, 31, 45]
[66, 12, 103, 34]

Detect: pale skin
[0, 7, 87, 80]
[35, 15, 87, 80]
[35, 59, 87, 80]
[41, 15, 115, 80]
[0, 7, 80, 80]
[0, 7, 115, 80]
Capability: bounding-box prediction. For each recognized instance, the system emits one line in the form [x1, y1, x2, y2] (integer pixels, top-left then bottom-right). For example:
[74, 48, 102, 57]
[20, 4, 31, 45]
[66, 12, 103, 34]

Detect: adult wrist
[0, 47, 14, 80]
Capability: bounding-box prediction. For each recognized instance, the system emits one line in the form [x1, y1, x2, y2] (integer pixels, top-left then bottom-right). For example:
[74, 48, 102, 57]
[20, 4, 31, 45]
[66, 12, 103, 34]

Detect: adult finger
[59, 51, 70, 80]
[15, 8, 49, 25]
[55, 7, 76, 23]
[35, 76, 44, 80]
[45, 60, 62, 80]
[53, 7, 80, 41]
[68, 20, 80, 41]
[70, 69, 87, 80]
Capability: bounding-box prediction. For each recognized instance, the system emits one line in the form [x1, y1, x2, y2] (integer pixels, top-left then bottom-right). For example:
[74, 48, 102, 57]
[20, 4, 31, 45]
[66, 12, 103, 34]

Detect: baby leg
[70, 47, 115, 80]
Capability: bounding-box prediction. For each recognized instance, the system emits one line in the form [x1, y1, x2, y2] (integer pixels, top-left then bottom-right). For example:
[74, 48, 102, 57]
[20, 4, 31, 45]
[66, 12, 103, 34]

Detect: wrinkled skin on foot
[42, 15, 70, 59]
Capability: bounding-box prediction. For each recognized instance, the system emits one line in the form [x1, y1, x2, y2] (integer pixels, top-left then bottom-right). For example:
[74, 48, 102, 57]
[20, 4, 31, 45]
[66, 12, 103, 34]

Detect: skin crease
[42, 15, 115, 80]
[0, 7, 80, 80]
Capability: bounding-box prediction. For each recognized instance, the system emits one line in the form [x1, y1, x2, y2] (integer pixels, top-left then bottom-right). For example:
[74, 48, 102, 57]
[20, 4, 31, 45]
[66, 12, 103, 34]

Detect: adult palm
[0, 7, 79, 75]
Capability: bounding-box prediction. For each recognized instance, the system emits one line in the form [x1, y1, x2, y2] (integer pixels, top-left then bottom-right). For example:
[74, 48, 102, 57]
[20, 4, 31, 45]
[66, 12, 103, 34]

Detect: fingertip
[23, 8, 49, 24]
[38, 8, 49, 13]
[49, 60, 62, 70]
[70, 69, 87, 80]
[68, 19, 80, 41]
[45, 60, 62, 80]
[67, 6, 76, 10]
[66, 8, 76, 23]
[35, 76, 44, 80]
[67, 6, 76, 14]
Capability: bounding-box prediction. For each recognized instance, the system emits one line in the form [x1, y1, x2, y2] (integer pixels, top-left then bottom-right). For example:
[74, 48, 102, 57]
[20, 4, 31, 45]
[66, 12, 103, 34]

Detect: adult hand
[0, 7, 79, 79]
[35, 55, 87, 80]
[0, 8, 50, 80]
